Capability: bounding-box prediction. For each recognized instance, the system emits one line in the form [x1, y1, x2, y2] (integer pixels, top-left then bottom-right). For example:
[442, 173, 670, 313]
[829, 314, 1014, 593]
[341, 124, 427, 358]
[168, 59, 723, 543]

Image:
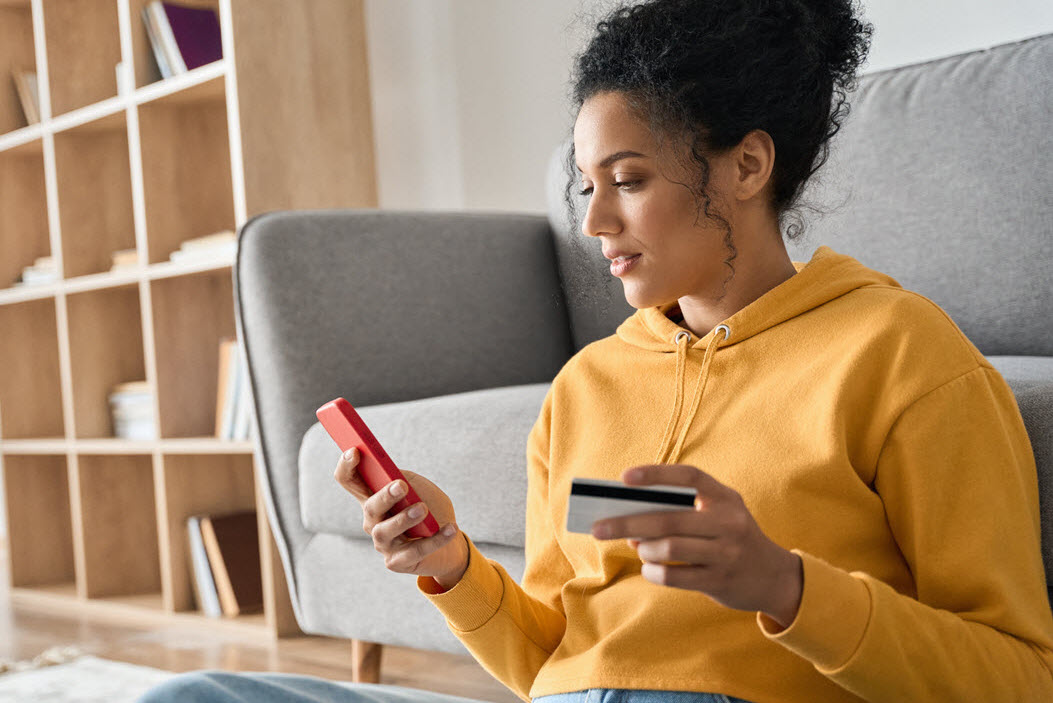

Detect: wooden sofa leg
[352, 639, 382, 683]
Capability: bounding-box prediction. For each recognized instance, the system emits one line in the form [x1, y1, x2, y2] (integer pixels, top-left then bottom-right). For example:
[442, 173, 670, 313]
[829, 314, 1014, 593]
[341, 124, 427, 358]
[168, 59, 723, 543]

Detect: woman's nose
[581, 192, 619, 239]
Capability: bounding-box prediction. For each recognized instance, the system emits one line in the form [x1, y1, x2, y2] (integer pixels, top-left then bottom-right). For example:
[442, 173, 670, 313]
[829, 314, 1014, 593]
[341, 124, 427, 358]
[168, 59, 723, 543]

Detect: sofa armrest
[233, 209, 573, 620]
[1013, 382, 1053, 607]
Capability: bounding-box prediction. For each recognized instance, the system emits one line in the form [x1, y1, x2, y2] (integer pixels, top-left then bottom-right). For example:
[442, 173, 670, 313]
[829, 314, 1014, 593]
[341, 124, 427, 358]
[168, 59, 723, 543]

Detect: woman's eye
[578, 180, 640, 197]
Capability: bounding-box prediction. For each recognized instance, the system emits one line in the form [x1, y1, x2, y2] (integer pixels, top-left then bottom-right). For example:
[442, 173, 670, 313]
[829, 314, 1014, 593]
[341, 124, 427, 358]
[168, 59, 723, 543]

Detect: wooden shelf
[1, 438, 256, 454]
[10, 584, 272, 638]
[0, 0, 377, 640]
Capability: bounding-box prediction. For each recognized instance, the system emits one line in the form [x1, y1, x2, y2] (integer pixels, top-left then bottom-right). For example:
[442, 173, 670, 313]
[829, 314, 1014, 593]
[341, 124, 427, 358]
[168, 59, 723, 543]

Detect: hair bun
[788, 0, 873, 86]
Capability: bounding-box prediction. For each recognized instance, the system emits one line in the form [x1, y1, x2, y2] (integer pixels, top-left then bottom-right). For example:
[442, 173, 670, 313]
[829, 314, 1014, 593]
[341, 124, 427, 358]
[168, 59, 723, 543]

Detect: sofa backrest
[546, 32, 1053, 357]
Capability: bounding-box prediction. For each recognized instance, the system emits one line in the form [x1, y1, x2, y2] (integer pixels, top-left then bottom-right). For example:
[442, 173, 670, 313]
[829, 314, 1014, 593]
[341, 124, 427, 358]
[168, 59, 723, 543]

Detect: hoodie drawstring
[653, 324, 730, 465]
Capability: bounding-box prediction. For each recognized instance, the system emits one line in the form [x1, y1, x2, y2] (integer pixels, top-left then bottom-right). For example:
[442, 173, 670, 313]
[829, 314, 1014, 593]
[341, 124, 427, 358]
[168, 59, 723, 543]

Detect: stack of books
[170, 230, 237, 265]
[142, 1, 223, 80]
[216, 336, 253, 440]
[108, 380, 157, 440]
[13, 255, 59, 287]
[186, 509, 263, 617]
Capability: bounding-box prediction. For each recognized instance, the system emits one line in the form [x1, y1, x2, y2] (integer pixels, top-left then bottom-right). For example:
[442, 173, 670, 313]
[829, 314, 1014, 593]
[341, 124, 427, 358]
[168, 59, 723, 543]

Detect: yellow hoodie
[417, 245, 1053, 703]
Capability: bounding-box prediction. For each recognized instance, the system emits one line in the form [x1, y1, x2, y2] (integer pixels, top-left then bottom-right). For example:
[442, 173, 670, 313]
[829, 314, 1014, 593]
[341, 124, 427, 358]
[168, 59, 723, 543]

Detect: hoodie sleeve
[416, 385, 574, 702]
[757, 364, 1053, 701]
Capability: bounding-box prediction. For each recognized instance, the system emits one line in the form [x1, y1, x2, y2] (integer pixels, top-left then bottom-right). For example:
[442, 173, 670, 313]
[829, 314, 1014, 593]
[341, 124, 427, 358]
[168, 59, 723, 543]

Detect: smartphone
[316, 397, 439, 538]
[566, 477, 697, 535]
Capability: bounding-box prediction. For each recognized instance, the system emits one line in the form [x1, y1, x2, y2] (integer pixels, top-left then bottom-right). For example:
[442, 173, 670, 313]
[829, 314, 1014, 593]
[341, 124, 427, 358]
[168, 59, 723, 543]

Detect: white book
[19, 268, 60, 284]
[109, 390, 153, 404]
[220, 342, 241, 440]
[170, 240, 237, 264]
[232, 347, 252, 440]
[141, 6, 172, 79]
[149, 1, 188, 75]
[187, 516, 222, 617]
[111, 405, 155, 422]
[114, 418, 157, 440]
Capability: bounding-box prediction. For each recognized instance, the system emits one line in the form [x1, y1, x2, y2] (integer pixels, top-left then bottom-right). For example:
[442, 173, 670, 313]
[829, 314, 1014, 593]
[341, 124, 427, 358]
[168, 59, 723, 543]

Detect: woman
[139, 1, 1053, 701]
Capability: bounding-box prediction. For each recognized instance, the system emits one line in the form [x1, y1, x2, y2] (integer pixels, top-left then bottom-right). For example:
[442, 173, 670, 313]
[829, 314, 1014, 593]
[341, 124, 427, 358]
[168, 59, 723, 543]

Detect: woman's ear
[733, 129, 776, 202]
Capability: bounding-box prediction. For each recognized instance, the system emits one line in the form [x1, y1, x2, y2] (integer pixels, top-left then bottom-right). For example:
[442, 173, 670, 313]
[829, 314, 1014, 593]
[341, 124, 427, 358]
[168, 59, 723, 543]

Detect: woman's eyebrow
[575, 150, 649, 172]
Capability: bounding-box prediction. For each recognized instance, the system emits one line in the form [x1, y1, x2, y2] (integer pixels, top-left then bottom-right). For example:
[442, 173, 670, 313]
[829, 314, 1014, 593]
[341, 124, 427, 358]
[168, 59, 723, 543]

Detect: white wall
[364, 0, 1053, 214]
[364, 0, 606, 213]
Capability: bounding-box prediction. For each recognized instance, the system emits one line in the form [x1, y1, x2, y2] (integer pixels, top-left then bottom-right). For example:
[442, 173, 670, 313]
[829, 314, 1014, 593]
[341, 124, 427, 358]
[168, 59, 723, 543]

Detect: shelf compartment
[74, 452, 161, 598]
[42, 0, 121, 118]
[52, 111, 136, 278]
[66, 283, 149, 439]
[158, 452, 255, 613]
[138, 76, 234, 265]
[0, 1, 38, 134]
[150, 267, 234, 438]
[0, 138, 49, 291]
[0, 297, 64, 439]
[3, 454, 76, 587]
[129, 0, 222, 91]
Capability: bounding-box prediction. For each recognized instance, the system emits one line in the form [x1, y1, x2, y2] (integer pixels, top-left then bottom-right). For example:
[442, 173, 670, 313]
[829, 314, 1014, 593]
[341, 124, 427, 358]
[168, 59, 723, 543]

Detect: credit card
[566, 477, 697, 535]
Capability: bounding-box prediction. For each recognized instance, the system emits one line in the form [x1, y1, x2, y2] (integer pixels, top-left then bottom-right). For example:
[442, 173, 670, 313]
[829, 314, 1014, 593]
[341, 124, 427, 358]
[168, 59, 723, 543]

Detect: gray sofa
[233, 32, 1053, 681]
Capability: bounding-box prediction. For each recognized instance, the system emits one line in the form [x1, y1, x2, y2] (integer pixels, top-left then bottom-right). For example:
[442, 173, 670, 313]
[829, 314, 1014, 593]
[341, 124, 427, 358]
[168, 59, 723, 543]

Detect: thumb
[334, 447, 370, 499]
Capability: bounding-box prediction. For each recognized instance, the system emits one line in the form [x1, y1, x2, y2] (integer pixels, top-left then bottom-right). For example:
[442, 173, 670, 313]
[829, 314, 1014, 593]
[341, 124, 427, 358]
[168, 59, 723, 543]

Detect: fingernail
[343, 448, 356, 461]
[592, 523, 610, 539]
[389, 481, 406, 497]
[408, 504, 425, 518]
[442, 525, 456, 537]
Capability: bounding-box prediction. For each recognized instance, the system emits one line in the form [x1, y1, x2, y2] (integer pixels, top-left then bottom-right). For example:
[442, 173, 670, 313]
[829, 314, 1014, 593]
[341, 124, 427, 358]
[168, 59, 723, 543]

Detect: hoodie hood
[614, 245, 902, 464]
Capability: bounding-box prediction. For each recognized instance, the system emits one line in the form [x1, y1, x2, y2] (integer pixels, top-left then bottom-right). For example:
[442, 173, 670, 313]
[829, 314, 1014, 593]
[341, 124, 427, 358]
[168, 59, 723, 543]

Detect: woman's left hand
[591, 463, 804, 629]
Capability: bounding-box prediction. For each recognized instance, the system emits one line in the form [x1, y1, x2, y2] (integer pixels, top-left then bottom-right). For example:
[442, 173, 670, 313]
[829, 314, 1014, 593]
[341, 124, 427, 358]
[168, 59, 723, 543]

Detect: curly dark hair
[562, 0, 874, 304]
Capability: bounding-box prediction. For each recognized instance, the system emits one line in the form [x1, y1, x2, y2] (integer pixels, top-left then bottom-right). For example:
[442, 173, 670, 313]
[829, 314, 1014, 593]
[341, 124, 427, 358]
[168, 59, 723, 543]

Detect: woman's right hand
[334, 447, 469, 588]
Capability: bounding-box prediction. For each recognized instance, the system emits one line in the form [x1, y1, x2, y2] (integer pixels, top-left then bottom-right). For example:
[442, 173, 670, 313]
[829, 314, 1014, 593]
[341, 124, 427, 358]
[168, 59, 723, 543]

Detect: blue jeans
[136, 671, 756, 703]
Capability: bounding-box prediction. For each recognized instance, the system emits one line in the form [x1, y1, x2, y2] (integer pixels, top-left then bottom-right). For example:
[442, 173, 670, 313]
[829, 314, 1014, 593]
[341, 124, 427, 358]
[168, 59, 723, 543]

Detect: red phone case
[316, 398, 439, 538]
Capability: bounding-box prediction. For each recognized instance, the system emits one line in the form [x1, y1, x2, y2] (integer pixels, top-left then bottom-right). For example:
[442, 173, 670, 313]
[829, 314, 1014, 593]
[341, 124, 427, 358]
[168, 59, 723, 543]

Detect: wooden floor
[0, 541, 521, 703]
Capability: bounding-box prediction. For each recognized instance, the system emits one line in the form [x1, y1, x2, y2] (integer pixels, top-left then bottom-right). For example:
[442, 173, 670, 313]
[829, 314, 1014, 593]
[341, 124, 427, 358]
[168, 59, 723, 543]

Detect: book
[111, 248, 139, 270]
[11, 67, 39, 125]
[232, 361, 252, 440]
[198, 510, 263, 617]
[108, 380, 157, 440]
[215, 337, 238, 438]
[225, 343, 244, 439]
[169, 230, 237, 265]
[142, 5, 174, 79]
[144, 1, 223, 78]
[14, 255, 58, 287]
[187, 515, 222, 617]
[169, 240, 236, 264]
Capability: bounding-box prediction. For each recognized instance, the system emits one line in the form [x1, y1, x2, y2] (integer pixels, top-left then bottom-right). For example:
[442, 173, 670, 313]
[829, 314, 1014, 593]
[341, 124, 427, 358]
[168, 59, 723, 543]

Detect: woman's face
[573, 91, 738, 310]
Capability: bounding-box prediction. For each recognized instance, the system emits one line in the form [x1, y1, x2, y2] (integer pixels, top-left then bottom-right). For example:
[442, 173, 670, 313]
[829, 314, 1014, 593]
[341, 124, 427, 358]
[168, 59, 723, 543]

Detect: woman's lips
[610, 254, 641, 277]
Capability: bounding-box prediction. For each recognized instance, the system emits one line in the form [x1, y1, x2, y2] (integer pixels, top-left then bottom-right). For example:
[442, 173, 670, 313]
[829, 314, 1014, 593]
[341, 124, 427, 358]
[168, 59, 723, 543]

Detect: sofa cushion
[988, 356, 1053, 388]
[299, 382, 550, 549]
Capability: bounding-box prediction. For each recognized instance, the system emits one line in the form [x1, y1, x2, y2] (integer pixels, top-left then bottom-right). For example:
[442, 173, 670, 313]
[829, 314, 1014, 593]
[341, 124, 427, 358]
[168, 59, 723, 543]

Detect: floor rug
[0, 649, 175, 703]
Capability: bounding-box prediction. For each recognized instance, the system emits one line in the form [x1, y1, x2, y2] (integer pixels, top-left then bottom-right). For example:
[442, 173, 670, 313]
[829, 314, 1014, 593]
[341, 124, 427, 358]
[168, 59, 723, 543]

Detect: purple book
[161, 1, 223, 71]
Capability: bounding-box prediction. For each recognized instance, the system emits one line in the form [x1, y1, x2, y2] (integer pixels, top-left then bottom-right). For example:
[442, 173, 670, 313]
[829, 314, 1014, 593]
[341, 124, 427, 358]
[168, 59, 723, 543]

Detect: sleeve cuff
[756, 549, 873, 672]
[416, 533, 507, 632]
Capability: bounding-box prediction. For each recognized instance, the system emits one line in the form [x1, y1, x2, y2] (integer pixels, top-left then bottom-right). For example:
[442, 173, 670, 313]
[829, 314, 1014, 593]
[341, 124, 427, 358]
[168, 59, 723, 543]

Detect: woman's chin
[622, 286, 670, 311]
